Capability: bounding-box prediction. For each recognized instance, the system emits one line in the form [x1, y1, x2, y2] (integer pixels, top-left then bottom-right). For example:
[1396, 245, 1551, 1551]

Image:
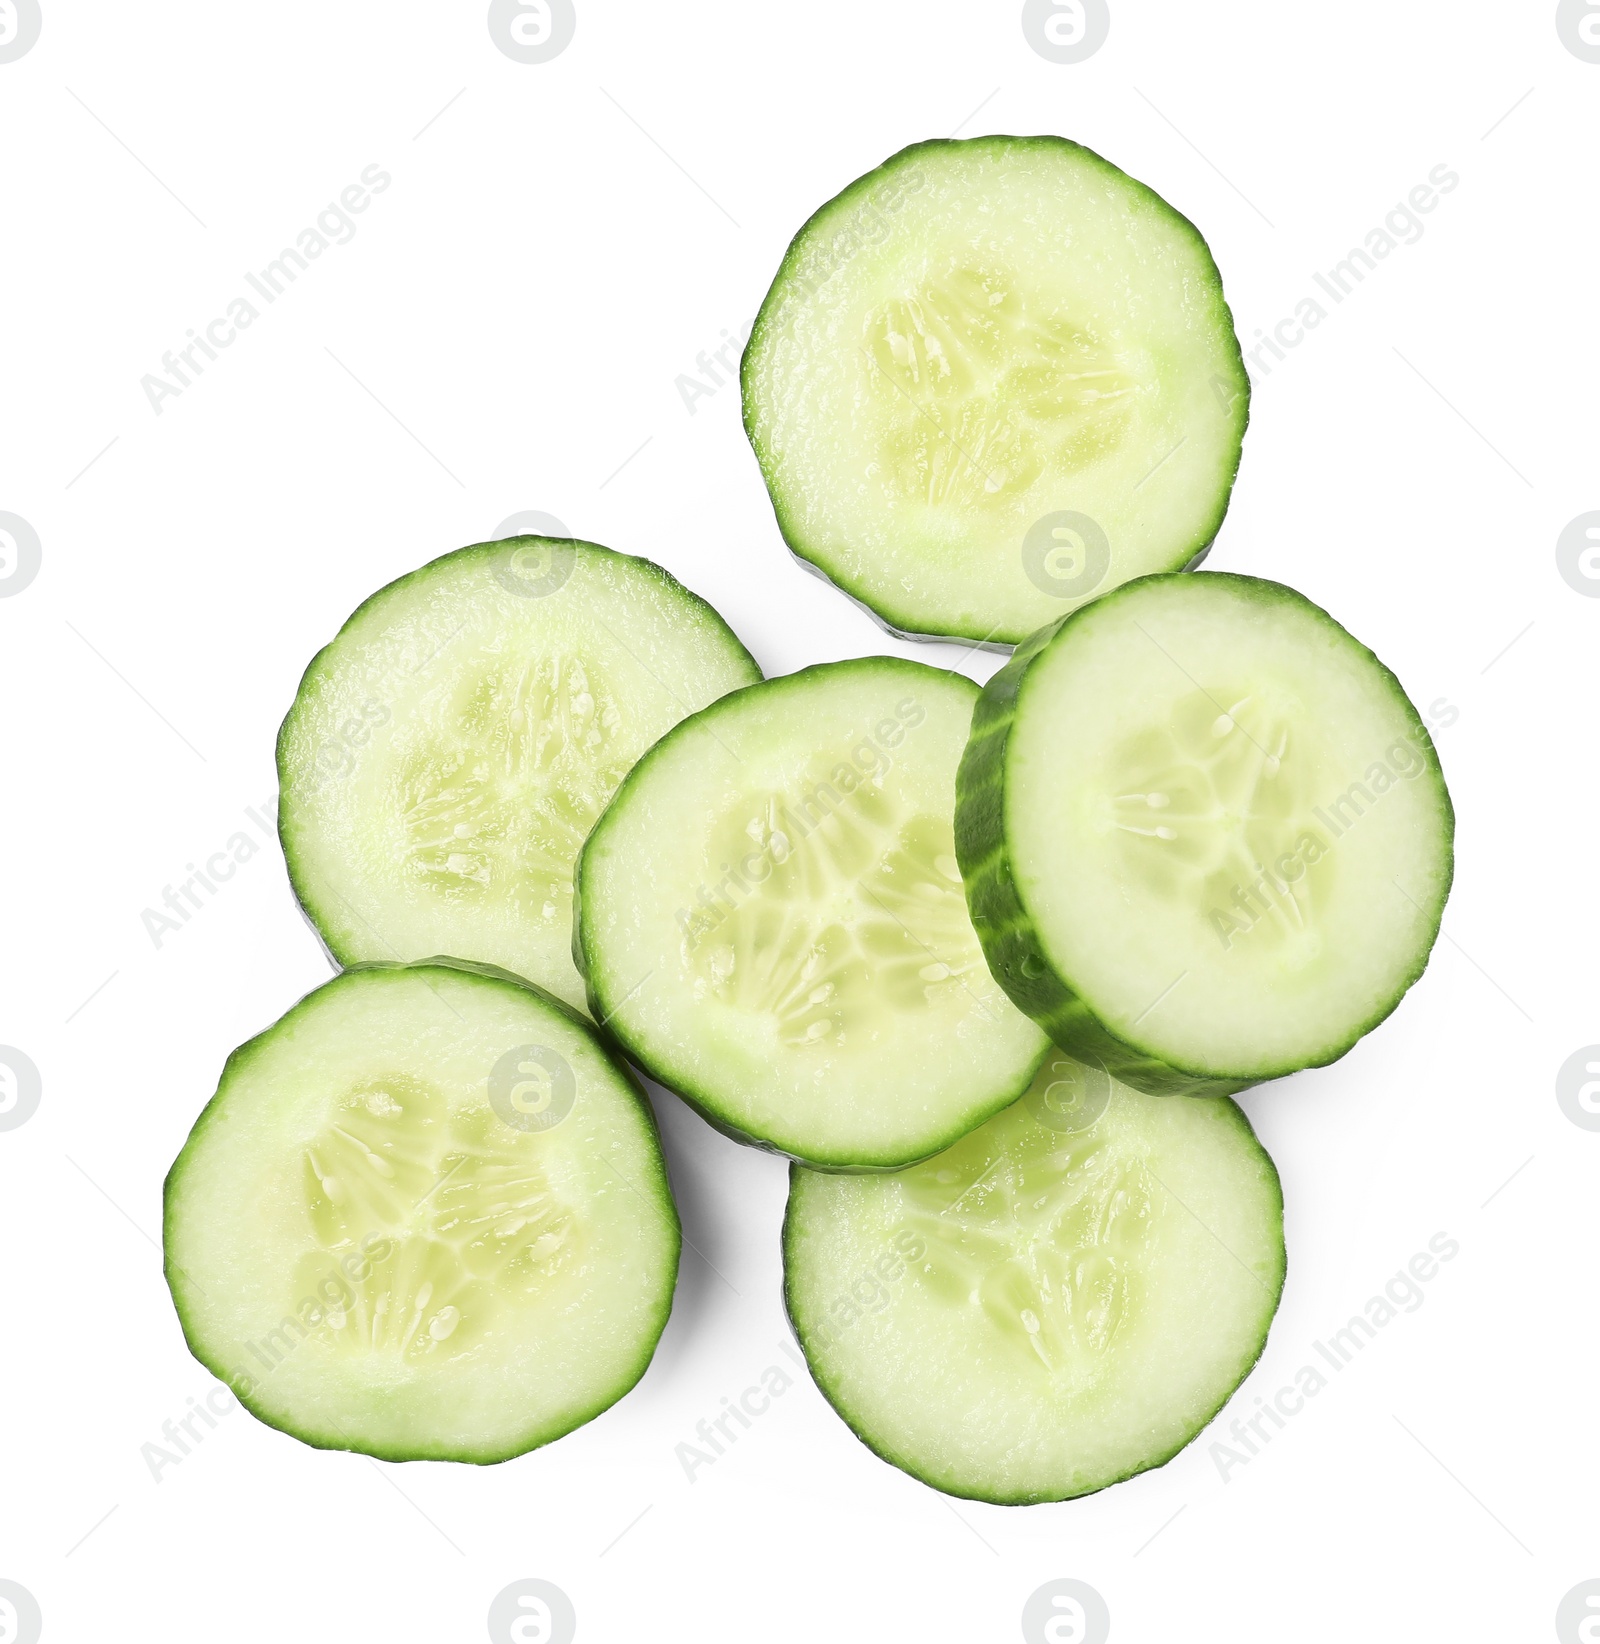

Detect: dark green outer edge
[276, 536, 763, 974]
[163, 957, 683, 1465]
[575, 656, 1050, 1172]
[780, 1097, 1287, 1505]
[740, 134, 1252, 650]
[954, 571, 1458, 1097]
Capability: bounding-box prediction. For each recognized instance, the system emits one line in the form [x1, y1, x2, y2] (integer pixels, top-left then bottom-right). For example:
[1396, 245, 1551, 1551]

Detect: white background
[1, 2, 1595, 1639]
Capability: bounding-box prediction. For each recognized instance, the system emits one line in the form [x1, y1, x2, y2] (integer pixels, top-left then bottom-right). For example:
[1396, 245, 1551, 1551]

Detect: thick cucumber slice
[783, 1057, 1285, 1504]
[956, 572, 1454, 1096]
[163, 960, 680, 1463]
[742, 136, 1249, 647]
[575, 658, 1049, 1169]
[277, 539, 760, 1012]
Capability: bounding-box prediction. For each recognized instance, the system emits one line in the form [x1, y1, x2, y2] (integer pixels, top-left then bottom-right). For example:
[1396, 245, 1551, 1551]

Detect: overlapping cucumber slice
[956, 572, 1454, 1094]
[784, 1056, 1285, 1503]
[576, 658, 1049, 1169]
[277, 538, 760, 1011]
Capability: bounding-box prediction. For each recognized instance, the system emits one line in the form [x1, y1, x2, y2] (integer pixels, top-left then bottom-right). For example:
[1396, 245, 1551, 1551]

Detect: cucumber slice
[783, 1056, 1285, 1504]
[742, 136, 1249, 647]
[163, 960, 680, 1463]
[956, 572, 1454, 1096]
[575, 658, 1050, 1169]
[277, 539, 761, 1012]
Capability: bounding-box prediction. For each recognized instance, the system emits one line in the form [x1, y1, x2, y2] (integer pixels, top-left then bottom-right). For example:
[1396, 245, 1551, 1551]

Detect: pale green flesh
[277, 540, 760, 1012]
[164, 964, 680, 1463]
[784, 1058, 1284, 1502]
[1008, 576, 1453, 1077]
[578, 660, 1048, 1168]
[744, 137, 1248, 645]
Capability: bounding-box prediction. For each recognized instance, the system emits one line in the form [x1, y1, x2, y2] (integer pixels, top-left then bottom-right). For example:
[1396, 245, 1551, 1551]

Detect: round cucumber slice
[783, 1055, 1285, 1504]
[956, 572, 1455, 1095]
[742, 136, 1249, 647]
[575, 658, 1049, 1170]
[277, 538, 761, 1012]
[163, 960, 680, 1463]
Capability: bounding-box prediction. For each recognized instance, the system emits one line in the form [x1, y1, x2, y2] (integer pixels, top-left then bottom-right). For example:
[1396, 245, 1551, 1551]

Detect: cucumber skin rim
[275, 535, 763, 985]
[954, 570, 1458, 1098]
[573, 654, 1051, 1173]
[162, 957, 683, 1466]
[779, 1095, 1287, 1506]
[739, 133, 1253, 651]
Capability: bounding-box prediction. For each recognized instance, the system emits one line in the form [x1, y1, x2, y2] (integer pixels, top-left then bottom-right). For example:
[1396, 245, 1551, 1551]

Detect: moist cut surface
[277, 537, 760, 1012]
[784, 1057, 1286, 1501]
[577, 658, 1048, 1169]
[742, 136, 1250, 644]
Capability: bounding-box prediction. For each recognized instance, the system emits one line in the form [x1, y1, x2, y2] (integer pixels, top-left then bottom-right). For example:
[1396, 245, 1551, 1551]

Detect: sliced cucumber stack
[576, 658, 1049, 1169]
[154, 124, 1451, 1499]
[957, 572, 1454, 1096]
[742, 136, 1249, 647]
[784, 1055, 1285, 1503]
[278, 538, 760, 1012]
[164, 960, 680, 1463]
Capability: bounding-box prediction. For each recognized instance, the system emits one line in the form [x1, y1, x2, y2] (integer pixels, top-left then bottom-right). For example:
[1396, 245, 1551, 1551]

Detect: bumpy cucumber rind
[163, 958, 681, 1465]
[954, 572, 1455, 1097]
[574, 658, 1049, 1171]
[276, 536, 761, 982]
[741, 135, 1251, 650]
[780, 1105, 1287, 1505]
[955, 611, 1244, 1097]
